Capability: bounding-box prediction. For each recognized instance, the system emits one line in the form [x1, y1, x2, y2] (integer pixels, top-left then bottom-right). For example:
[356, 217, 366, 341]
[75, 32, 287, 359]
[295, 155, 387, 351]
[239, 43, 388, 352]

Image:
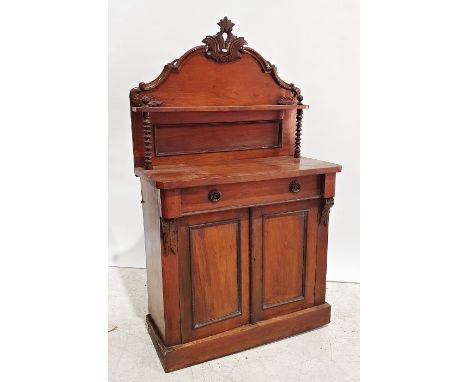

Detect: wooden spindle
[294, 95, 303, 158]
[143, 112, 153, 170]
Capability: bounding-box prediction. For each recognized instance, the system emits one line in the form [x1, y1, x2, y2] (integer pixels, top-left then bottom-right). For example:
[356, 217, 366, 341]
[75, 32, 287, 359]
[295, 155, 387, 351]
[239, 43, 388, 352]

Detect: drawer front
[180, 176, 321, 214]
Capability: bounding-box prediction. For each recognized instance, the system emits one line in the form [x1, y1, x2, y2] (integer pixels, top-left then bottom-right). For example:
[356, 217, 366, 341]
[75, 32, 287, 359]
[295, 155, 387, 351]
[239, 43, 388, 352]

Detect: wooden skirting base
[146, 303, 331, 372]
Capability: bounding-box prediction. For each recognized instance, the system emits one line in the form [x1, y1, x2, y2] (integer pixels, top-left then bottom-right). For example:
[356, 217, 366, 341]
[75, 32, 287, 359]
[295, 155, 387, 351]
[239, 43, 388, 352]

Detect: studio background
[109, 0, 359, 282]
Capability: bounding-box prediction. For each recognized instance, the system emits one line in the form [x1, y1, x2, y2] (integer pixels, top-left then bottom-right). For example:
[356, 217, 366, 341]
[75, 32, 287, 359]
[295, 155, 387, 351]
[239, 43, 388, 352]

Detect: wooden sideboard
[129, 17, 341, 372]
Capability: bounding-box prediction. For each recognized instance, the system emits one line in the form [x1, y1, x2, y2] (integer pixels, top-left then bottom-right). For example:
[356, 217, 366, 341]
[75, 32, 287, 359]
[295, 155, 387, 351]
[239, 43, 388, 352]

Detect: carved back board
[130, 17, 304, 168]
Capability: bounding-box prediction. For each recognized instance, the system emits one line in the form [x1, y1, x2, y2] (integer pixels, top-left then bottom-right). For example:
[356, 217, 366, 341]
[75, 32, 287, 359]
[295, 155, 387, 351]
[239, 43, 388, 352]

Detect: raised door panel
[251, 200, 319, 322]
[178, 209, 249, 342]
[190, 222, 240, 326]
[262, 211, 306, 307]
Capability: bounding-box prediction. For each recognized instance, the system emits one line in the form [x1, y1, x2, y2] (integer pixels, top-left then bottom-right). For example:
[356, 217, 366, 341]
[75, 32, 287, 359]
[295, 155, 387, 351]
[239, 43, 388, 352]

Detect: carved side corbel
[319, 197, 334, 227]
[161, 218, 177, 255]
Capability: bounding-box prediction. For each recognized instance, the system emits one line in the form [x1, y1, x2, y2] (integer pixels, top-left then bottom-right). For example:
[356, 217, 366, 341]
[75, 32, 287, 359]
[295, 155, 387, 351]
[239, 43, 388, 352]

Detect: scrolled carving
[130, 89, 163, 107]
[161, 219, 177, 255]
[141, 95, 162, 107]
[277, 97, 297, 105]
[129, 19, 303, 107]
[319, 197, 334, 227]
[202, 17, 247, 63]
[277, 83, 301, 105]
[130, 21, 301, 107]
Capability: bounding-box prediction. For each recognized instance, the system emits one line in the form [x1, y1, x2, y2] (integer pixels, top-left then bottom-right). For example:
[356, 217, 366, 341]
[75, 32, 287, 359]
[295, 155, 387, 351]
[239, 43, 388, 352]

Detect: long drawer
[179, 176, 321, 214]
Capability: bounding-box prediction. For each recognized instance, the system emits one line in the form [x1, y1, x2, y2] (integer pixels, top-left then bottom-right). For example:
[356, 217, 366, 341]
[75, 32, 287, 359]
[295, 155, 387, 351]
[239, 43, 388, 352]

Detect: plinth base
[146, 303, 331, 372]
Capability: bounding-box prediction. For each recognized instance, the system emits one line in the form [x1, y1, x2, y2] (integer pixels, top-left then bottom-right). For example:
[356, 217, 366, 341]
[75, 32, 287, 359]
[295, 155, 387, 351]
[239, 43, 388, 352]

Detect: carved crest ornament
[202, 17, 247, 63]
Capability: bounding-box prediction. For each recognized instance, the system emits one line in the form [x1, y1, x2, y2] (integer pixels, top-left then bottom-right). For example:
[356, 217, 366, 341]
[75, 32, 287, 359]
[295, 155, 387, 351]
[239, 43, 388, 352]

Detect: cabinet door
[178, 209, 250, 342]
[251, 199, 319, 322]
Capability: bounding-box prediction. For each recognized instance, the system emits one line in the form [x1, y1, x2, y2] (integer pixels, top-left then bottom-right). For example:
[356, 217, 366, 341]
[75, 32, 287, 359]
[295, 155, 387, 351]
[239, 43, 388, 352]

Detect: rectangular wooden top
[136, 156, 341, 189]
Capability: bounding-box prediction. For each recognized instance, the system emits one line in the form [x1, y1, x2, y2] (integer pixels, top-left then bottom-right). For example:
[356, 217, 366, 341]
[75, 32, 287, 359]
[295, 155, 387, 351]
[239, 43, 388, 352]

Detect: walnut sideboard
[129, 17, 342, 372]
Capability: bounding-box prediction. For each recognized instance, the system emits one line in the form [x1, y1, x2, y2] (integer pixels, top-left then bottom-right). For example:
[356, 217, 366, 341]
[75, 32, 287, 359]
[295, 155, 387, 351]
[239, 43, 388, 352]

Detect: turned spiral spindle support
[143, 112, 153, 170]
[294, 95, 303, 158]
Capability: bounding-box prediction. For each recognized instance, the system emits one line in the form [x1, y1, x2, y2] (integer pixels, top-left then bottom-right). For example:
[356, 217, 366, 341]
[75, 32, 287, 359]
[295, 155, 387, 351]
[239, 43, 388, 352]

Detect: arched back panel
[130, 17, 305, 168]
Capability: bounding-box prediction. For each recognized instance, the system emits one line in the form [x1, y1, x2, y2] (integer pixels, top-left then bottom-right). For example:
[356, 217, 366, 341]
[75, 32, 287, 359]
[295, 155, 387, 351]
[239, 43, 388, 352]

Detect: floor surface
[109, 267, 359, 382]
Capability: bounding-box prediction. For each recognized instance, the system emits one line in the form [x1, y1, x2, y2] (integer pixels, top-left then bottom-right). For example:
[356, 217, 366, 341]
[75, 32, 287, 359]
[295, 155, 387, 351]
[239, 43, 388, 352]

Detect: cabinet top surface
[136, 156, 341, 189]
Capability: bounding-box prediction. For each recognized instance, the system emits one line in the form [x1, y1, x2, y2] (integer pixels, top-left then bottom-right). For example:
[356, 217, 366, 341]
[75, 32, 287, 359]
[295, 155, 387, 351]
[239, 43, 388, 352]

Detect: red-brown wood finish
[251, 200, 319, 322]
[130, 17, 341, 372]
[155, 119, 283, 157]
[146, 303, 331, 372]
[178, 209, 250, 342]
[132, 105, 309, 113]
[135, 156, 340, 190]
[140, 179, 181, 346]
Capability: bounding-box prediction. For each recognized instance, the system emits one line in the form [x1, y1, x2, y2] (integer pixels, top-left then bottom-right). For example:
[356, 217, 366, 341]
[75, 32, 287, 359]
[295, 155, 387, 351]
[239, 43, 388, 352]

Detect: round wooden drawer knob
[289, 180, 301, 193]
[208, 189, 222, 203]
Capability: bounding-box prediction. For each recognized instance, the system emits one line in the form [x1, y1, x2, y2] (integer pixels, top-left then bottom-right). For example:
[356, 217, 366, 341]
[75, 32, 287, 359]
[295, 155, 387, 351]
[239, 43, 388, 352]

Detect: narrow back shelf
[131, 105, 309, 112]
